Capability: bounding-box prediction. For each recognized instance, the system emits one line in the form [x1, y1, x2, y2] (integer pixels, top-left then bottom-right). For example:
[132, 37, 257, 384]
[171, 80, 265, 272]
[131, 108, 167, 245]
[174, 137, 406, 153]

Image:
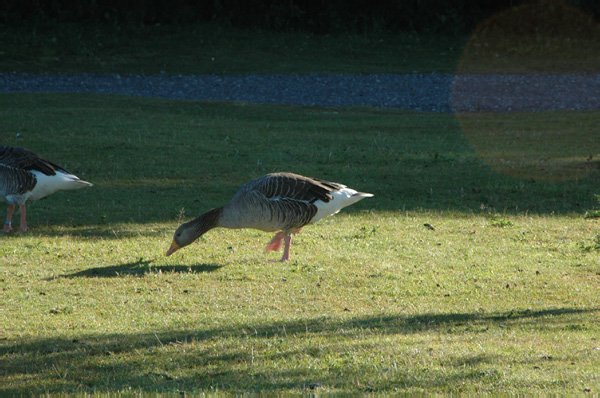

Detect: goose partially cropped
[0, 146, 93, 232]
[166, 172, 373, 262]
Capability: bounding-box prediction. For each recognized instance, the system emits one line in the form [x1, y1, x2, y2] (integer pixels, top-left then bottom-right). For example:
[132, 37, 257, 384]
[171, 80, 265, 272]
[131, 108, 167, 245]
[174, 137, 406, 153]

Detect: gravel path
[1, 72, 599, 112]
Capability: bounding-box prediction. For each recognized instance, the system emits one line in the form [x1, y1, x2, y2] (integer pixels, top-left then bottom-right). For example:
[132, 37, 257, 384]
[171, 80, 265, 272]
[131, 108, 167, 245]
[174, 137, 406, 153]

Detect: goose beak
[166, 240, 181, 256]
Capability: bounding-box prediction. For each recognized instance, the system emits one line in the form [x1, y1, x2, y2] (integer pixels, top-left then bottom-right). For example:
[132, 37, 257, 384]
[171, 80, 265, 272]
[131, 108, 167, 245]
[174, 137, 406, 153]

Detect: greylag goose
[0, 146, 93, 232]
[166, 172, 373, 262]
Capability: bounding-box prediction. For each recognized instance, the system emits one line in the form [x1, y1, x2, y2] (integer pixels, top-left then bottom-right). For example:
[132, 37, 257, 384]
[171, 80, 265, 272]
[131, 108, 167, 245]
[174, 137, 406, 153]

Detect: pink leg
[19, 204, 28, 233]
[266, 231, 285, 252]
[267, 229, 302, 262]
[280, 234, 292, 262]
[2, 205, 15, 232]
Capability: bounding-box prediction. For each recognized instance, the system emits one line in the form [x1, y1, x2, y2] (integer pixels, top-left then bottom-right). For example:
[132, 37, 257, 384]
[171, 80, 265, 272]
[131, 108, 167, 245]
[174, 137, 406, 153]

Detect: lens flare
[451, 0, 600, 182]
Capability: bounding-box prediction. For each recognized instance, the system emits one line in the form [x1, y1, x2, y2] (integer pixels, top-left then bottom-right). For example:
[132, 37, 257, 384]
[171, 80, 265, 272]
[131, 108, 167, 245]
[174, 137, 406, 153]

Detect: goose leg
[267, 229, 301, 262]
[280, 234, 292, 262]
[2, 205, 15, 232]
[266, 231, 285, 252]
[19, 204, 28, 233]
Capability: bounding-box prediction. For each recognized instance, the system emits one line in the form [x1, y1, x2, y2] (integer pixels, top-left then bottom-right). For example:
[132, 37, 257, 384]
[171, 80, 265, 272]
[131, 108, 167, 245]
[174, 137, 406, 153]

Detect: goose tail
[55, 170, 93, 190]
[311, 188, 373, 224]
[67, 176, 94, 189]
[29, 170, 93, 201]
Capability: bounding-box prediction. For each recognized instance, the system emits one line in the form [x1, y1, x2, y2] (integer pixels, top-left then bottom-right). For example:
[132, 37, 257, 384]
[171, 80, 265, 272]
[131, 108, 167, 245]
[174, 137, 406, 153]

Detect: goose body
[166, 172, 373, 261]
[0, 146, 93, 232]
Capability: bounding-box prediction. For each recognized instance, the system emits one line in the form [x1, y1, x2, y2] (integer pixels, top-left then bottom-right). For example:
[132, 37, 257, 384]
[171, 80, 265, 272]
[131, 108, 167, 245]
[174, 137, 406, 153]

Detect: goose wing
[250, 172, 341, 203]
[0, 147, 40, 201]
[230, 173, 342, 231]
[0, 146, 65, 176]
[0, 163, 37, 201]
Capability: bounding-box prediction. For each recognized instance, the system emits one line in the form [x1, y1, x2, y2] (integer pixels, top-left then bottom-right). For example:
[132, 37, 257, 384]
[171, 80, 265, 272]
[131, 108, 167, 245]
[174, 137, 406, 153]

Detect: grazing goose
[0, 146, 93, 232]
[166, 172, 373, 262]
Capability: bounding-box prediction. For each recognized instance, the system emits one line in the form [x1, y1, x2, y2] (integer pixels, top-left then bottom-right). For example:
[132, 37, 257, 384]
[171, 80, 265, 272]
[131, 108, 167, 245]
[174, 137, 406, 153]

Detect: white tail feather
[29, 170, 93, 201]
[311, 188, 373, 224]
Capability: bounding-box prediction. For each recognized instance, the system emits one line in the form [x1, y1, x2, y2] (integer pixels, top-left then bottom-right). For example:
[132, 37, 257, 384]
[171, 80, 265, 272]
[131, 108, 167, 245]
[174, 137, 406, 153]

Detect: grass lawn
[1, 93, 599, 393]
[0, 23, 463, 75]
[1, 11, 600, 393]
[2, 3, 598, 76]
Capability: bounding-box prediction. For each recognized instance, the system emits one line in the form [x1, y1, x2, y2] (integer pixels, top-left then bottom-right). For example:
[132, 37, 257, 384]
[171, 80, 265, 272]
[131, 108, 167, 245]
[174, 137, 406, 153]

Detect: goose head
[166, 222, 197, 256]
[166, 207, 222, 256]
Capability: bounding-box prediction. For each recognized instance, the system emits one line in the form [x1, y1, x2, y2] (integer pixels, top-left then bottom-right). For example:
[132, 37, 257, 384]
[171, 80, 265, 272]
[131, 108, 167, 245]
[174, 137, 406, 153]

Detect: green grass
[2, 11, 599, 76]
[1, 15, 599, 393]
[0, 22, 463, 75]
[458, 111, 600, 181]
[457, 1, 600, 74]
[1, 93, 599, 394]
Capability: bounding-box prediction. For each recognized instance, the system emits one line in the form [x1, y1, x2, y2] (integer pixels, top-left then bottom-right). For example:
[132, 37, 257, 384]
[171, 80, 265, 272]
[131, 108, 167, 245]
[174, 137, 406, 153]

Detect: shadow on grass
[2, 307, 597, 393]
[3, 227, 168, 241]
[56, 258, 222, 278]
[15, 167, 600, 240]
[2, 94, 600, 232]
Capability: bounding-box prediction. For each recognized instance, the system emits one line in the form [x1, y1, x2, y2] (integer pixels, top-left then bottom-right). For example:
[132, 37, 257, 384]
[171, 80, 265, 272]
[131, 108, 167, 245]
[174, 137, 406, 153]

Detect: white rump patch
[29, 170, 92, 201]
[311, 187, 373, 224]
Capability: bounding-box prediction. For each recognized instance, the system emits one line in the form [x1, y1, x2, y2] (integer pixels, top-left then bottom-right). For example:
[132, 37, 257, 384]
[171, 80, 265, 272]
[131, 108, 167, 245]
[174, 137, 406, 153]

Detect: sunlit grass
[2, 212, 599, 393]
[1, 93, 599, 393]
